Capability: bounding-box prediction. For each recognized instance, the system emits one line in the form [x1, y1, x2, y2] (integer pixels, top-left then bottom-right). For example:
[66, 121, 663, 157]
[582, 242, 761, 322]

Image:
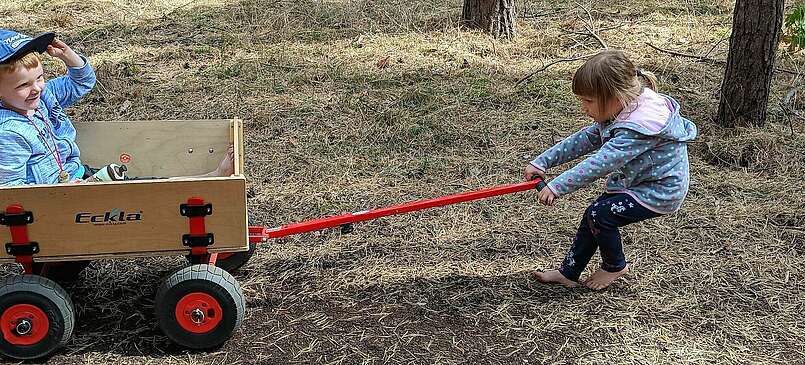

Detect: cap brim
[1, 32, 55, 64]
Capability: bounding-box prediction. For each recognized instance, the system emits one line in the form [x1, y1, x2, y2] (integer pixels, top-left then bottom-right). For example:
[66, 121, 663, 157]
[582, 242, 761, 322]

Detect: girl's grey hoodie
[530, 88, 698, 214]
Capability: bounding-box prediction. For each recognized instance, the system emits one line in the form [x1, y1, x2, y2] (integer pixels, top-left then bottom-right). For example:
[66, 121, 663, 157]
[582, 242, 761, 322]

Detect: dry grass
[2, 0, 805, 364]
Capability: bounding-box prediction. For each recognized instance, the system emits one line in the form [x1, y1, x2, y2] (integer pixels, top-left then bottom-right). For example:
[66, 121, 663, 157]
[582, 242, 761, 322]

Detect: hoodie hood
[602, 88, 697, 142]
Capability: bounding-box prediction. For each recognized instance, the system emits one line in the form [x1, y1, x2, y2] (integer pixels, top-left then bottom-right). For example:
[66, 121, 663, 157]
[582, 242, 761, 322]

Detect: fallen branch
[515, 53, 597, 87]
[702, 36, 729, 58]
[577, 2, 607, 49]
[645, 42, 724, 64]
[646, 42, 799, 75]
[560, 21, 639, 37]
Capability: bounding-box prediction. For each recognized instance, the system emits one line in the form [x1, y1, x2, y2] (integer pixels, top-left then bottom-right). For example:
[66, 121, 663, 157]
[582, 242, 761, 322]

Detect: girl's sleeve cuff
[546, 182, 562, 197]
[529, 161, 547, 174]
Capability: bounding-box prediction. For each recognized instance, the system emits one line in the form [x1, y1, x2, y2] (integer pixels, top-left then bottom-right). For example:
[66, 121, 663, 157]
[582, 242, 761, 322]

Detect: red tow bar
[252, 178, 547, 240]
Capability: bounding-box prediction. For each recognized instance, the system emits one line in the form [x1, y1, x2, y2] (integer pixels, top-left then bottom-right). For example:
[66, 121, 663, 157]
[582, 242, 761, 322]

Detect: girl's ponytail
[636, 68, 658, 91]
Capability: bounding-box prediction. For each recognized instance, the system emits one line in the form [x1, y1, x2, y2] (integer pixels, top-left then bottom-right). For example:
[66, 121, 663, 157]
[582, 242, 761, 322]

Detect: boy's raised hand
[46, 39, 85, 68]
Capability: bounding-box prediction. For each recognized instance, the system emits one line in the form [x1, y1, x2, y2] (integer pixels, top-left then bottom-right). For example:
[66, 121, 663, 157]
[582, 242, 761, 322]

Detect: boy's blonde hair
[572, 50, 658, 115]
[0, 52, 41, 76]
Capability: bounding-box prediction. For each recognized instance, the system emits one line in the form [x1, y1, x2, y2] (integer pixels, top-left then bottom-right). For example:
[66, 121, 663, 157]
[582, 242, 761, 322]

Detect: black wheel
[215, 243, 256, 272]
[32, 261, 92, 283]
[155, 264, 245, 349]
[0, 275, 75, 360]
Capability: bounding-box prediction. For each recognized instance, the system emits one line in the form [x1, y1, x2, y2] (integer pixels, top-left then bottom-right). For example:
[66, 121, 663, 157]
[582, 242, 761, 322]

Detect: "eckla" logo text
[75, 209, 142, 225]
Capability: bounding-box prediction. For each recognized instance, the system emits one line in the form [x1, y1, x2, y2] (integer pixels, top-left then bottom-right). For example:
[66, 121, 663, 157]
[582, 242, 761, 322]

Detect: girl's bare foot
[214, 145, 235, 177]
[533, 270, 579, 288]
[583, 265, 629, 290]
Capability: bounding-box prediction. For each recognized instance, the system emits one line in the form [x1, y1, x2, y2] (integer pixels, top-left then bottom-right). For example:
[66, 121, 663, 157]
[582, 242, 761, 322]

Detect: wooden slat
[75, 120, 237, 177]
[0, 177, 248, 263]
[233, 118, 245, 176]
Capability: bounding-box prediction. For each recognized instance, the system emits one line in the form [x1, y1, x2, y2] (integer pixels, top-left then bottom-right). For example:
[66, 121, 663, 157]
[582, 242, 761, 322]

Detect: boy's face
[0, 63, 45, 114]
[577, 94, 622, 123]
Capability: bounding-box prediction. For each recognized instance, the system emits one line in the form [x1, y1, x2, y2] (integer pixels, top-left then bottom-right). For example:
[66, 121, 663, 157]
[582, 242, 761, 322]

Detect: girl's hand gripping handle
[528, 175, 556, 206]
[533, 177, 547, 192]
[524, 166, 547, 190]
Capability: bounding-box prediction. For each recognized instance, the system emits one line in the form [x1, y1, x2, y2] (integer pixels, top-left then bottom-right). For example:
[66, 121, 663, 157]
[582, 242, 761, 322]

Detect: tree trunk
[716, 0, 784, 128]
[462, 0, 516, 39]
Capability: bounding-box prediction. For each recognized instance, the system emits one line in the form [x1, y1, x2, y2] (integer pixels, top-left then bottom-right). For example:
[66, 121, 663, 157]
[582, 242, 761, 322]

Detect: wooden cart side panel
[0, 177, 248, 263]
[232, 119, 245, 176]
[75, 120, 236, 177]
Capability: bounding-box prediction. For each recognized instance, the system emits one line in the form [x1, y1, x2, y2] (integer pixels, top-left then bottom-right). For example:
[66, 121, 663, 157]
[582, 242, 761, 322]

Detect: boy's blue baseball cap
[0, 29, 55, 64]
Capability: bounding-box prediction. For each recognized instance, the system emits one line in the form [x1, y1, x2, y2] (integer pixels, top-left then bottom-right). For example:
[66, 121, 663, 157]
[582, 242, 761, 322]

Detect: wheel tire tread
[0, 275, 75, 359]
[154, 264, 245, 349]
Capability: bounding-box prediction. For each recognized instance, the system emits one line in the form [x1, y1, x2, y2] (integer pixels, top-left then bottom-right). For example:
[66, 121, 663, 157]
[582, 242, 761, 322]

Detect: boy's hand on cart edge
[47, 39, 84, 68]
[523, 164, 546, 182]
[538, 186, 556, 206]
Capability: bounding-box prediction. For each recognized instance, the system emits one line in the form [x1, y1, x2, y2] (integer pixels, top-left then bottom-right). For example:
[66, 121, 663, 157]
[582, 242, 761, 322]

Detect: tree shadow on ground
[47, 252, 588, 362]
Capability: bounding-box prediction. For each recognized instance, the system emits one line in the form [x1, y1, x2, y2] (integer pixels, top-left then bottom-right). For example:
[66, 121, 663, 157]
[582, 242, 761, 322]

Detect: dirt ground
[2, 0, 804, 364]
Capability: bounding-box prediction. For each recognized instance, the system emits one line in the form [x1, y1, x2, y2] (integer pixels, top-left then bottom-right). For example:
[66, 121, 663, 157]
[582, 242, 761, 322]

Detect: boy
[0, 29, 234, 186]
[0, 29, 94, 185]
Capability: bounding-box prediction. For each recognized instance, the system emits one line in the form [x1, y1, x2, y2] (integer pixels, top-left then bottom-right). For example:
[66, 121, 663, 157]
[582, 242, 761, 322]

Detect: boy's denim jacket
[0, 56, 95, 185]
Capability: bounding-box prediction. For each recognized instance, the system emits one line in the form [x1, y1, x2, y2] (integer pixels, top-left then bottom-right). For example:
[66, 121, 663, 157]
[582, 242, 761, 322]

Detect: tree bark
[716, 0, 784, 128]
[462, 0, 516, 39]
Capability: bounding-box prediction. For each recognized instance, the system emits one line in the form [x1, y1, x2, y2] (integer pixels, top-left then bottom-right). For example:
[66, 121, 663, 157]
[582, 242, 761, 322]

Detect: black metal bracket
[0, 211, 34, 226]
[179, 204, 213, 217]
[340, 223, 354, 234]
[5, 242, 40, 256]
[182, 233, 215, 247]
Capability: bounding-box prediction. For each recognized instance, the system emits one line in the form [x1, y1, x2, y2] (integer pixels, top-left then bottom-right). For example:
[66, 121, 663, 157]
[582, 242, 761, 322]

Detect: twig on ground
[515, 53, 597, 87]
[561, 21, 643, 37]
[576, 2, 607, 49]
[646, 42, 724, 64]
[646, 42, 799, 75]
[702, 36, 729, 58]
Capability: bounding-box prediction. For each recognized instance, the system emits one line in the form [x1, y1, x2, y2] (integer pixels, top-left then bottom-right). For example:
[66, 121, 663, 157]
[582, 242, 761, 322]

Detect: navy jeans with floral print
[559, 193, 663, 281]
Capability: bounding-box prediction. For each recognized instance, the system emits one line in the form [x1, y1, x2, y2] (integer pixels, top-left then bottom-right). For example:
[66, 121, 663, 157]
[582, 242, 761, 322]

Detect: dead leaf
[376, 55, 390, 69]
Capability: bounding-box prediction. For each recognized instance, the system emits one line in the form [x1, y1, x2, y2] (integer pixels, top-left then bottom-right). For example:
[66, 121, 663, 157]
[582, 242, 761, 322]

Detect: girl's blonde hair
[572, 49, 658, 115]
[0, 52, 41, 76]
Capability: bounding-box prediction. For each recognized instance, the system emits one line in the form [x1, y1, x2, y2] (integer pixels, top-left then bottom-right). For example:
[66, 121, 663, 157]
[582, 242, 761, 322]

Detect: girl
[524, 50, 697, 290]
